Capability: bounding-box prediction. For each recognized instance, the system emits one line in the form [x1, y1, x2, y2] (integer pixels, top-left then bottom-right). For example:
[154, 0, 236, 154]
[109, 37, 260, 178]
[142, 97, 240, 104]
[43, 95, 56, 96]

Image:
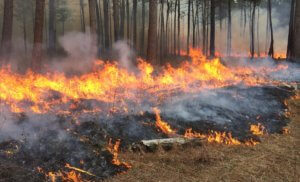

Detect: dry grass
[107, 93, 300, 182]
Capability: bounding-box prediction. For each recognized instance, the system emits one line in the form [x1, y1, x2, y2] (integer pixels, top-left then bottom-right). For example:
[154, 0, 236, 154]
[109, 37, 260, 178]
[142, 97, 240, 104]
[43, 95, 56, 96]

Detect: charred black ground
[0, 83, 296, 181]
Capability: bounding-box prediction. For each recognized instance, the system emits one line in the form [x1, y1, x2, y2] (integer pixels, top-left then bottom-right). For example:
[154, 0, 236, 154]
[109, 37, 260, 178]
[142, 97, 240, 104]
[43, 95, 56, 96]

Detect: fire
[184, 128, 259, 146]
[37, 167, 83, 182]
[107, 139, 131, 168]
[250, 123, 265, 136]
[153, 108, 175, 135]
[0, 48, 289, 115]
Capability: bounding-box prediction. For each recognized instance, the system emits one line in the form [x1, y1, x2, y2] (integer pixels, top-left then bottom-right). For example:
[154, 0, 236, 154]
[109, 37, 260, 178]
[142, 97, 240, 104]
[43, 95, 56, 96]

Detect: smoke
[113, 41, 137, 72]
[48, 32, 98, 74]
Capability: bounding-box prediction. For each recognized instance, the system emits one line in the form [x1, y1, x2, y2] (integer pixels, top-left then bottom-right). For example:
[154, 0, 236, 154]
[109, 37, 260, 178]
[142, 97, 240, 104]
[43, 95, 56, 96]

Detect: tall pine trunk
[177, 0, 180, 55]
[140, 0, 146, 55]
[132, 0, 137, 47]
[48, 0, 56, 56]
[113, 0, 120, 41]
[227, 0, 232, 56]
[187, 0, 191, 53]
[287, 0, 296, 58]
[267, 0, 274, 58]
[89, 0, 97, 35]
[32, 0, 46, 71]
[210, 0, 216, 57]
[147, 0, 158, 64]
[288, 0, 300, 60]
[126, 0, 130, 40]
[79, 0, 86, 33]
[0, 0, 14, 60]
[103, 0, 110, 48]
[250, 2, 256, 59]
[120, 0, 125, 39]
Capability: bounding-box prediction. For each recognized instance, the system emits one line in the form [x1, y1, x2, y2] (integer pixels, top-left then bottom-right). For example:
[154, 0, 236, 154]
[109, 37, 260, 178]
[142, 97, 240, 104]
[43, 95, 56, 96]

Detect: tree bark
[287, 0, 295, 59]
[48, 0, 56, 56]
[120, 0, 125, 39]
[126, 0, 130, 40]
[79, 0, 86, 33]
[174, 0, 177, 55]
[250, 2, 256, 59]
[0, 0, 14, 60]
[187, 0, 191, 53]
[227, 0, 232, 56]
[103, 0, 110, 48]
[132, 0, 137, 47]
[89, 0, 97, 35]
[293, 0, 300, 59]
[177, 0, 180, 55]
[210, 0, 216, 57]
[32, 0, 46, 71]
[95, 0, 103, 47]
[140, 0, 146, 55]
[267, 0, 274, 58]
[113, 0, 120, 41]
[147, 0, 158, 64]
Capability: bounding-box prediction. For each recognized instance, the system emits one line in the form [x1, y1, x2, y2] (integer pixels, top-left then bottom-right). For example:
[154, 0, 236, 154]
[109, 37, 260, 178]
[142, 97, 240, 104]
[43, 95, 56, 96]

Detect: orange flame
[184, 128, 259, 146]
[0, 48, 289, 115]
[107, 139, 131, 168]
[153, 108, 175, 135]
[250, 123, 265, 136]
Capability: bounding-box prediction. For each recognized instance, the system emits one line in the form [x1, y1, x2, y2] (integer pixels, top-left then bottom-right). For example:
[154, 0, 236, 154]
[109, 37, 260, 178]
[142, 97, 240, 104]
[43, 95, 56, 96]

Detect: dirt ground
[107, 92, 300, 182]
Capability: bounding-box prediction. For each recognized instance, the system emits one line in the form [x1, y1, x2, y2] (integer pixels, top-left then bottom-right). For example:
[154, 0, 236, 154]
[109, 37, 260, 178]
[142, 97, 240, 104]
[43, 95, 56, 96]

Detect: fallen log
[130, 137, 203, 152]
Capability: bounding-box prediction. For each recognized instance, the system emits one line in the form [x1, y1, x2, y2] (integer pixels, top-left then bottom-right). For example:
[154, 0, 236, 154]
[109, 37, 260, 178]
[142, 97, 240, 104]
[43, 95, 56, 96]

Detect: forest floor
[107, 91, 300, 182]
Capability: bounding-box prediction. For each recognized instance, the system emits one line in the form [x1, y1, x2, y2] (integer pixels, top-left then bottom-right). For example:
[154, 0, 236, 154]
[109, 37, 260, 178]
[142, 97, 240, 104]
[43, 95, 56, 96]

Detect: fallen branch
[131, 137, 203, 152]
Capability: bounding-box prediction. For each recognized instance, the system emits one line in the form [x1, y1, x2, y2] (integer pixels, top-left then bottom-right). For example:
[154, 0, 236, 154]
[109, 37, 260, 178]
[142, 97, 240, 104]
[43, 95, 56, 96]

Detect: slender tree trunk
[177, 0, 180, 55]
[103, 0, 110, 48]
[166, 1, 170, 55]
[174, 0, 177, 55]
[257, 7, 260, 56]
[48, 0, 56, 56]
[113, 0, 120, 41]
[227, 0, 232, 56]
[192, 1, 196, 48]
[287, 0, 296, 58]
[140, 0, 146, 55]
[293, 0, 300, 59]
[187, 0, 191, 54]
[267, 0, 274, 58]
[147, 0, 158, 64]
[126, 0, 130, 40]
[89, 0, 97, 35]
[32, 0, 46, 71]
[202, 0, 206, 55]
[210, 0, 216, 57]
[160, 0, 165, 62]
[133, 0, 137, 47]
[23, 8, 28, 54]
[250, 2, 256, 59]
[80, 0, 86, 33]
[0, 0, 14, 60]
[95, 0, 103, 48]
[120, 0, 125, 39]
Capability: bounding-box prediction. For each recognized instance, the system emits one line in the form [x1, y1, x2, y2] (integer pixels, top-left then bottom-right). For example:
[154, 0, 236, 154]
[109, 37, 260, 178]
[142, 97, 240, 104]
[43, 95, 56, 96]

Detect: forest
[0, 0, 299, 182]
[0, 0, 299, 69]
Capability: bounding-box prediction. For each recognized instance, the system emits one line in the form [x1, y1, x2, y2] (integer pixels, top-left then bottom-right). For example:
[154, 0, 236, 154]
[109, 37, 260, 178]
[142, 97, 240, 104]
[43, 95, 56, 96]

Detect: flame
[153, 108, 175, 135]
[184, 128, 259, 146]
[107, 139, 131, 168]
[250, 123, 265, 136]
[0, 48, 289, 115]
